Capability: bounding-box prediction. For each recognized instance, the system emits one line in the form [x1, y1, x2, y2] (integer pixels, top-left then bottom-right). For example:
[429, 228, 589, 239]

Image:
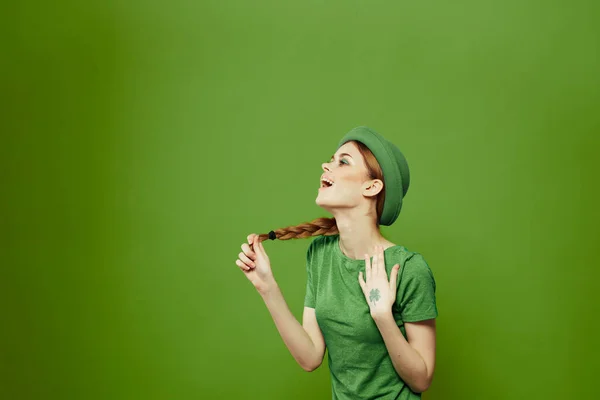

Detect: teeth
[321, 178, 334, 186]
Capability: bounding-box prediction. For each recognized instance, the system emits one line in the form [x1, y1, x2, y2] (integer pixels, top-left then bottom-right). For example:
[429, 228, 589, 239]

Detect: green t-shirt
[304, 234, 438, 400]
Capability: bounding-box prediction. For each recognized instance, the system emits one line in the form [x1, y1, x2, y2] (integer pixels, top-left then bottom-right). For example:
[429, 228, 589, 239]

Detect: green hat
[337, 126, 410, 226]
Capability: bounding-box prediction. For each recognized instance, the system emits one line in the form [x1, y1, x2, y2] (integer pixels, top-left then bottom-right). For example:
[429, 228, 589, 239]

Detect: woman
[236, 126, 438, 399]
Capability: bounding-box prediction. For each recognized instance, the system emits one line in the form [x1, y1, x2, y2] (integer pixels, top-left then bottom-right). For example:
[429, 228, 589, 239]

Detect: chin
[315, 195, 338, 212]
[315, 195, 330, 209]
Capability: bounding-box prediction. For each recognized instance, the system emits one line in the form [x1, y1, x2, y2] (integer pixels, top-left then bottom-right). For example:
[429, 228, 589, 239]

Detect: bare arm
[236, 234, 325, 372]
[260, 285, 326, 372]
[373, 315, 436, 393]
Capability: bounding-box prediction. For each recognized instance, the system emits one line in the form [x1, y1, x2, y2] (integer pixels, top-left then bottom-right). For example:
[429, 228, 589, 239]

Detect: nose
[322, 162, 331, 172]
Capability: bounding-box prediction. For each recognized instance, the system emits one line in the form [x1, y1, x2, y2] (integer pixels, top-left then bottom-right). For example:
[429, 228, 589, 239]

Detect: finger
[256, 236, 268, 257]
[364, 253, 371, 281]
[253, 237, 267, 262]
[237, 253, 254, 269]
[372, 250, 379, 275]
[242, 243, 256, 261]
[378, 245, 385, 275]
[358, 271, 366, 293]
[253, 236, 263, 255]
[241, 243, 256, 260]
[247, 233, 256, 244]
[238, 252, 255, 268]
[389, 264, 400, 290]
[236, 259, 251, 271]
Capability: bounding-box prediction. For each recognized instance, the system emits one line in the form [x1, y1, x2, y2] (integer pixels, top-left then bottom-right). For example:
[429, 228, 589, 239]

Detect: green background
[2, 0, 599, 399]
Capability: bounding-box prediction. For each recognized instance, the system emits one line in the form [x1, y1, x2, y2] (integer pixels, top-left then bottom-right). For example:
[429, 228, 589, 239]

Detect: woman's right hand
[236, 233, 276, 294]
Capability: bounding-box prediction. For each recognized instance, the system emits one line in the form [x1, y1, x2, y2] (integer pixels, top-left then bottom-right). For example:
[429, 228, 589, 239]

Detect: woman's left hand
[359, 245, 401, 319]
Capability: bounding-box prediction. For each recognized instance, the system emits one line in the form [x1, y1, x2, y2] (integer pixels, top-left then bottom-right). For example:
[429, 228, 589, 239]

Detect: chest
[313, 264, 394, 345]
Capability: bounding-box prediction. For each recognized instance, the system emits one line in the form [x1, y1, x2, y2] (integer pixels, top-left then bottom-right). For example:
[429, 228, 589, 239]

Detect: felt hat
[337, 126, 410, 226]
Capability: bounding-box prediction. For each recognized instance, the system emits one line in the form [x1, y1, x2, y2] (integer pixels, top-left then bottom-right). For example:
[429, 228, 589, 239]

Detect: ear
[362, 179, 384, 198]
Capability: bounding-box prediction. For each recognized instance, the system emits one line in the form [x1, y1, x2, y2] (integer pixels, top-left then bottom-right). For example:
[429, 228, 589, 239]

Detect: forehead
[334, 141, 361, 157]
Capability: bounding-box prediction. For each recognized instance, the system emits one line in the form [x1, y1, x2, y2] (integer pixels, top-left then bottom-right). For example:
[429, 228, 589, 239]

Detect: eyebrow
[330, 152, 354, 160]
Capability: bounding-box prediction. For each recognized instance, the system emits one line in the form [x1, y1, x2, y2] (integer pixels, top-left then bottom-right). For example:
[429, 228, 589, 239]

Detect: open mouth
[320, 177, 334, 189]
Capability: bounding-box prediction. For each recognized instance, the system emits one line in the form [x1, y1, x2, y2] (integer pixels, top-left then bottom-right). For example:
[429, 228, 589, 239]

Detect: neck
[331, 210, 388, 260]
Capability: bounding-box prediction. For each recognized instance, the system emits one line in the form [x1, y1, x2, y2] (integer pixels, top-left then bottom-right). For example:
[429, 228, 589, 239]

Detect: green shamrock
[369, 288, 381, 305]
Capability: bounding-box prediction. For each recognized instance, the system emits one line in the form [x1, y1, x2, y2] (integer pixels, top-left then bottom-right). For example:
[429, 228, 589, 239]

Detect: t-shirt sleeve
[304, 239, 316, 308]
[396, 253, 438, 322]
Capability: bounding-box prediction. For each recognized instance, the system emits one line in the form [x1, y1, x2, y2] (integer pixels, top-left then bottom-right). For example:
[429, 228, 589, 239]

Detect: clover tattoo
[369, 288, 381, 306]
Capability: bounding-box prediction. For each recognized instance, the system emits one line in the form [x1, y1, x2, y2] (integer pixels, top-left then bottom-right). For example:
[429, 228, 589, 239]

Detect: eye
[328, 157, 349, 165]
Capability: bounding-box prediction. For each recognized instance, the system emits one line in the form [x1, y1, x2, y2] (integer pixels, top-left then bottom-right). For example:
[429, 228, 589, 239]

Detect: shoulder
[304, 235, 338, 270]
[387, 246, 435, 282]
[306, 234, 338, 256]
[385, 244, 425, 267]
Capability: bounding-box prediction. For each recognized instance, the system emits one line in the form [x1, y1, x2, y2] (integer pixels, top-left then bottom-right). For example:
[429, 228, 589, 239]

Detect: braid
[258, 217, 339, 242]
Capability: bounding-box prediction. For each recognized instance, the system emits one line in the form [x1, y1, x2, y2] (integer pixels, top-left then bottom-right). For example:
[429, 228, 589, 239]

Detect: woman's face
[316, 141, 380, 211]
